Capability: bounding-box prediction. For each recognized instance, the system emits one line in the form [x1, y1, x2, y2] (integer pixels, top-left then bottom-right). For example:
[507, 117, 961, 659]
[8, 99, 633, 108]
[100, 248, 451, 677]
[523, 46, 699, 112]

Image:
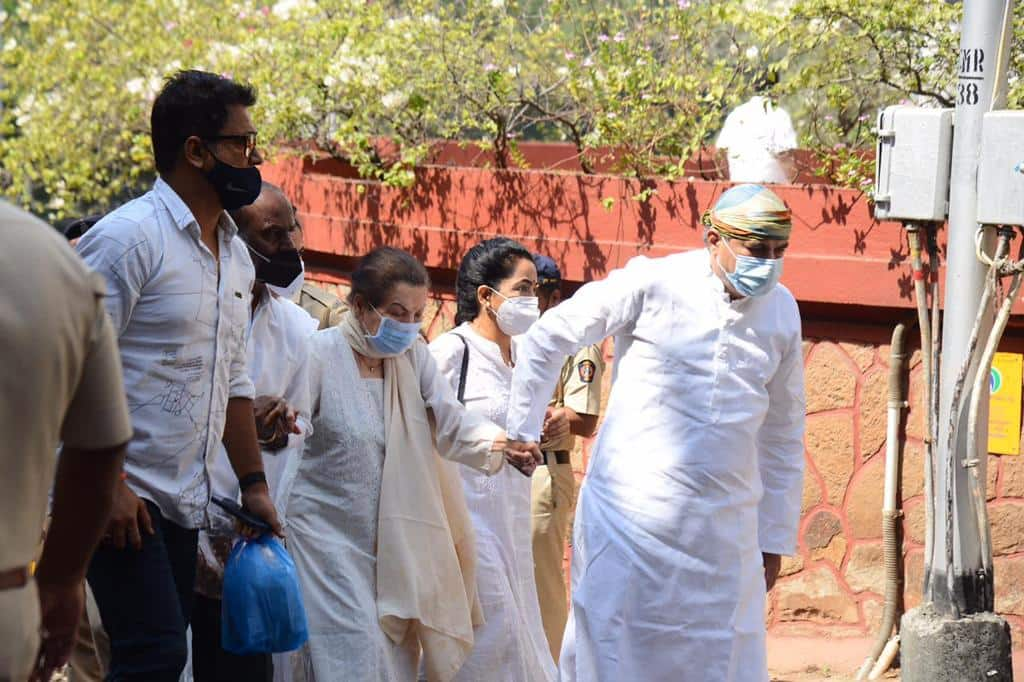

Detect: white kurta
[198, 291, 317, 595]
[241, 294, 319, 513]
[431, 325, 557, 682]
[506, 250, 806, 682]
[285, 329, 501, 682]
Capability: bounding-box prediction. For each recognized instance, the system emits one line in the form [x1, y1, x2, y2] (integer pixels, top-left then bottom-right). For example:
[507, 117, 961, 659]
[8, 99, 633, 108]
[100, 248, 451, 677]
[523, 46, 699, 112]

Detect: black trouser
[191, 592, 273, 682]
[86, 500, 198, 682]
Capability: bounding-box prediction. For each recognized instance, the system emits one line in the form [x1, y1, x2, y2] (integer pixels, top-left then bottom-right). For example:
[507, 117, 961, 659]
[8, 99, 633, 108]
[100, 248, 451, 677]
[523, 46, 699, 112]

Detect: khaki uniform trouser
[0, 579, 39, 682]
[67, 583, 108, 682]
[529, 462, 576, 664]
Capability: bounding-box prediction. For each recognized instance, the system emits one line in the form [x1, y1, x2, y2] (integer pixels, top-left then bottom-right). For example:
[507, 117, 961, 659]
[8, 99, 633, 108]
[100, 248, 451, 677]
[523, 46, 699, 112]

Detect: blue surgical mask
[717, 239, 783, 298]
[365, 306, 420, 356]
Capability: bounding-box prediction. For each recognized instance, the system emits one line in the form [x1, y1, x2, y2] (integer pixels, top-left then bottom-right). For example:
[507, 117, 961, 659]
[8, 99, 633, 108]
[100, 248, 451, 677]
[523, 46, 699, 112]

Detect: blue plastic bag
[221, 534, 309, 655]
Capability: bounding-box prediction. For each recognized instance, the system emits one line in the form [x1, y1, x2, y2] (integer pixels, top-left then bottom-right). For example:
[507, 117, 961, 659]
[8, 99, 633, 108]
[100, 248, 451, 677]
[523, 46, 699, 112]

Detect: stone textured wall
[776, 334, 1024, 646]
[773, 336, 929, 638]
[308, 274, 1024, 645]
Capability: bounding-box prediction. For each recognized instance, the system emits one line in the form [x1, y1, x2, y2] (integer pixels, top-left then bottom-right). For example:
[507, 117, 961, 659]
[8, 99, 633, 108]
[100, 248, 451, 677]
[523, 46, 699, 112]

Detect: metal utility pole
[901, 1, 1016, 679]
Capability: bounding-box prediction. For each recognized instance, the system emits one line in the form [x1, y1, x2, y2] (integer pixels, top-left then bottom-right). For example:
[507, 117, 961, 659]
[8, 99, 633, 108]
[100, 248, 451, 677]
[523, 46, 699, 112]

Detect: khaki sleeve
[60, 279, 134, 450]
[326, 300, 349, 328]
[298, 292, 329, 330]
[315, 306, 331, 330]
[561, 345, 605, 417]
[548, 357, 571, 408]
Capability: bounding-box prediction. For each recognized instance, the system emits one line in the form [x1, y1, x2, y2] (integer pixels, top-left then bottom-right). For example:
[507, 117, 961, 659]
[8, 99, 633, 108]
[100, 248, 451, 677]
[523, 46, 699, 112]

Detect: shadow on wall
[264, 153, 975, 313]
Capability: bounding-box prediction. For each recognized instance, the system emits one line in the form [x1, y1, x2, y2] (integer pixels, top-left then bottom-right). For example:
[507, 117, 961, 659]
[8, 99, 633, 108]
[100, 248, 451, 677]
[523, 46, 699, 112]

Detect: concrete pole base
[901, 605, 1013, 681]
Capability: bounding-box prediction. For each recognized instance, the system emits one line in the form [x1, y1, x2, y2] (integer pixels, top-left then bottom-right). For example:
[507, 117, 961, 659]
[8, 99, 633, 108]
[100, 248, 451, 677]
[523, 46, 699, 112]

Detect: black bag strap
[454, 332, 470, 404]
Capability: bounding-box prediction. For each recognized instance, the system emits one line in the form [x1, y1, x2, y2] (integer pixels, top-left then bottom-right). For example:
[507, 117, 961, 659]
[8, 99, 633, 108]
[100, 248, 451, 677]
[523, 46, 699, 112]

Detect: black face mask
[248, 244, 303, 288]
[204, 150, 262, 211]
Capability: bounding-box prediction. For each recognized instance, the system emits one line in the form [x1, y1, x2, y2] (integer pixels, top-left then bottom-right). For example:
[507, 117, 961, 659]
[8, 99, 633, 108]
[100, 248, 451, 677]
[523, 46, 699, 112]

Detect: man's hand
[241, 483, 284, 539]
[253, 396, 300, 451]
[504, 439, 543, 477]
[283, 406, 300, 433]
[102, 481, 154, 550]
[541, 407, 571, 445]
[254, 396, 288, 437]
[763, 552, 782, 592]
[29, 579, 83, 682]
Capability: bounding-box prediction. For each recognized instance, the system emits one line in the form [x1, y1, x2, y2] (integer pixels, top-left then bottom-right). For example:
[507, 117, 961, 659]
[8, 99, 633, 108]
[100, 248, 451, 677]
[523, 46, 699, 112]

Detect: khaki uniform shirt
[296, 282, 347, 330]
[541, 345, 605, 452]
[0, 200, 133, 571]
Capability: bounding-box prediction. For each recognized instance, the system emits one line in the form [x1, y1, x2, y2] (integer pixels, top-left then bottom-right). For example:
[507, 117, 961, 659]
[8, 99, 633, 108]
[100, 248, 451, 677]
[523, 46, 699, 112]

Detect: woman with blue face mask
[281, 247, 538, 682]
[429, 238, 561, 682]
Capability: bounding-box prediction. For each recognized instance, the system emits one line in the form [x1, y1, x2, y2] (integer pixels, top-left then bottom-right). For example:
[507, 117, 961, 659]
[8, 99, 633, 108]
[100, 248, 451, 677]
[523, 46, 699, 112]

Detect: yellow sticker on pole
[989, 352, 1023, 456]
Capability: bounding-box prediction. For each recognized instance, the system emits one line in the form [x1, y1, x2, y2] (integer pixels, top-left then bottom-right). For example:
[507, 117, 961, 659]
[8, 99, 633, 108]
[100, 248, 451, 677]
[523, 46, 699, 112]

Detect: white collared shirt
[77, 178, 256, 529]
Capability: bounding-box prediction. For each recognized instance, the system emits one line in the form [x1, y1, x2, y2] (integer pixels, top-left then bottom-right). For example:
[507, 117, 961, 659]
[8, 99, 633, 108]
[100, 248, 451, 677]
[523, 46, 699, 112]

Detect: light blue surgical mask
[365, 306, 421, 356]
[717, 238, 783, 298]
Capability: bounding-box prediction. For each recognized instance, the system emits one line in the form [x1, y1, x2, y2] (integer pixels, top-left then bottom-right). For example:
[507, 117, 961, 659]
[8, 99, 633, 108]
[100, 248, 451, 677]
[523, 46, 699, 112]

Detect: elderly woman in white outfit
[281, 247, 537, 682]
[430, 238, 561, 682]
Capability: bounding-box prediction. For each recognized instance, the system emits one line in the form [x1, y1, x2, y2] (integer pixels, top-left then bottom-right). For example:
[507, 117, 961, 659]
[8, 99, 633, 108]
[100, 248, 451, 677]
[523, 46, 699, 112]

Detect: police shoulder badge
[577, 359, 596, 383]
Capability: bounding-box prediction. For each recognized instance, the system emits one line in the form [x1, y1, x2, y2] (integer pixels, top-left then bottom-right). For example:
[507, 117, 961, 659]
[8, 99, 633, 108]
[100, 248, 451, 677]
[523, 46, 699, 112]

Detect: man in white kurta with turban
[505, 184, 806, 681]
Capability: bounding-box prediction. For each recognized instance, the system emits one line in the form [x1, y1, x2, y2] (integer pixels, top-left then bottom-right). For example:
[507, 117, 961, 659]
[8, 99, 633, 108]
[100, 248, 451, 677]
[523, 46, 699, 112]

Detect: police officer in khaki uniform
[530, 255, 604, 663]
[289, 210, 347, 329]
[296, 282, 347, 329]
[1, 200, 132, 682]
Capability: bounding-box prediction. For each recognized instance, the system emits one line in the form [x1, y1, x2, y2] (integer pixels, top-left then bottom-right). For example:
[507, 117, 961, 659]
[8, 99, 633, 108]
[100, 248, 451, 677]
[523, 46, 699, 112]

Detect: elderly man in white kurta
[505, 183, 806, 682]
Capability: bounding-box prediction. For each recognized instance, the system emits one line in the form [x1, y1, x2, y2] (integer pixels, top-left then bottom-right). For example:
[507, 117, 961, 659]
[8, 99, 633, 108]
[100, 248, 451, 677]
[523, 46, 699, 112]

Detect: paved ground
[50, 635, 1024, 681]
[768, 634, 1024, 681]
[768, 636, 886, 681]
[771, 669, 896, 682]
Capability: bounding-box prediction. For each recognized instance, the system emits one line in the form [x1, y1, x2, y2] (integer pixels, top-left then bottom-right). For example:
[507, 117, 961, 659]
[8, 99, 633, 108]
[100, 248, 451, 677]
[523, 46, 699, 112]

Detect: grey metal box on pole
[874, 106, 955, 222]
[978, 110, 1024, 225]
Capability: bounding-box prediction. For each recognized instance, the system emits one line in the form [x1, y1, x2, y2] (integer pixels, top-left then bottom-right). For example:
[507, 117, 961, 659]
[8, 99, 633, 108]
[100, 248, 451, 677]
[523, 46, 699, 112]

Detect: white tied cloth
[506, 249, 806, 682]
[716, 95, 798, 185]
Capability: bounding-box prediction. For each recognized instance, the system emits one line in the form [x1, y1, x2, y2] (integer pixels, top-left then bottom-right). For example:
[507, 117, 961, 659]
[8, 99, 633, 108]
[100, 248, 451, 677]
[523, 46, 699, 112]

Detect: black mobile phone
[211, 496, 272, 534]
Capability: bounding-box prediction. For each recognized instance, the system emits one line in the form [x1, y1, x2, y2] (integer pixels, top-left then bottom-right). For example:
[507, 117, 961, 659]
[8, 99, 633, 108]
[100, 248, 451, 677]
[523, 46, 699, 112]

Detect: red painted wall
[264, 154, 961, 316]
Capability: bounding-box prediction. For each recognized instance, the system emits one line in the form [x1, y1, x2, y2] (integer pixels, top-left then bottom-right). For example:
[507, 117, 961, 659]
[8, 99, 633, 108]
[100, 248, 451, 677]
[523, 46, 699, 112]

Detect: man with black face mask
[190, 181, 317, 682]
[77, 70, 283, 681]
